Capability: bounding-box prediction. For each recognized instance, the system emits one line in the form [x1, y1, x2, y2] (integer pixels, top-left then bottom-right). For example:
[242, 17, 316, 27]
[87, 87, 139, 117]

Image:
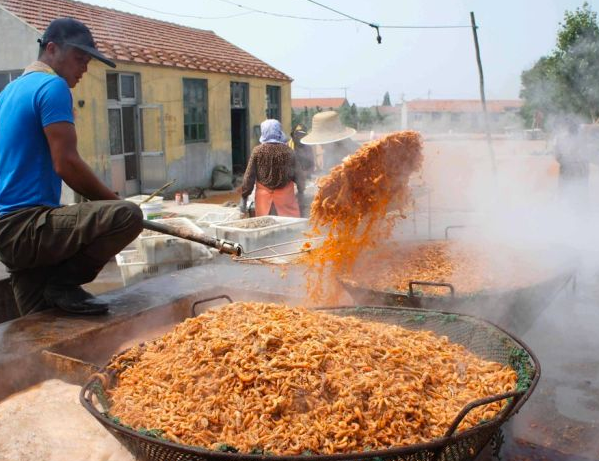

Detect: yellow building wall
[72, 60, 291, 190]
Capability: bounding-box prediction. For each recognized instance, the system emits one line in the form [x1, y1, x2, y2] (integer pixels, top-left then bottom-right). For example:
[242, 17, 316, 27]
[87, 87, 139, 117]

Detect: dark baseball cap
[38, 18, 116, 68]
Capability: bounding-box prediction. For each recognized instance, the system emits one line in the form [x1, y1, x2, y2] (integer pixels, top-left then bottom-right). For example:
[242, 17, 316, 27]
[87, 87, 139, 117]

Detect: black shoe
[44, 285, 109, 315]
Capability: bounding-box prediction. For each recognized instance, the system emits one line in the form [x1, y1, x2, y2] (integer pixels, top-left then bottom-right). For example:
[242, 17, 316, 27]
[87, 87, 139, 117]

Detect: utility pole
[470, 11, 497, 177]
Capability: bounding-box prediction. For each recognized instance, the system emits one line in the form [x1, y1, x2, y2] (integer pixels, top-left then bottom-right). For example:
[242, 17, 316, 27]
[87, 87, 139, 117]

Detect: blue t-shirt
[0, 71, 74, 214]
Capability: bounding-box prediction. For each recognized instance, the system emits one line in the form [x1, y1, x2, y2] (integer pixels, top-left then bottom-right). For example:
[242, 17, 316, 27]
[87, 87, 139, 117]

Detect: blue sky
[85, 0, 596, 105]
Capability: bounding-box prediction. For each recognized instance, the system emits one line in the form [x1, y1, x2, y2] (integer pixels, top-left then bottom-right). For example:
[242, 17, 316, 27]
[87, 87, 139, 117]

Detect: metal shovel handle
[142, 220, 243, 256]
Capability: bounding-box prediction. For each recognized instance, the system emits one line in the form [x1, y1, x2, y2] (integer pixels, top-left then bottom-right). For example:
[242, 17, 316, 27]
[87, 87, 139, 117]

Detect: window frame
[106, 72, 138, 104]
[265, 85, 281, 120]
[183, 78, 209, 144]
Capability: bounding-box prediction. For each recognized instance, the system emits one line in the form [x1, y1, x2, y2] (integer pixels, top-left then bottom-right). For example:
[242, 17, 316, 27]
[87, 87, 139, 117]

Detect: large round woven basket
[81, 305, 539, 461]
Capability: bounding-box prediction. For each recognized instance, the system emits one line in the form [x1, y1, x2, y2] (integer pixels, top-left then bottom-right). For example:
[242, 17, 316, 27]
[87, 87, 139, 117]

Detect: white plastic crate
[126, 195, 164, 219]
[125, 195, 164, 206]
[196, 209, 241, 236]
[210, 216, 308, 252]
[116, 249, 212, 286]
[135, 217, 211, 264]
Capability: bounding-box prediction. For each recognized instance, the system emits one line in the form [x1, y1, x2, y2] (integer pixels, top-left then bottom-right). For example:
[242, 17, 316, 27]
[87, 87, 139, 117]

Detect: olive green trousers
[0, 201, 142, 316]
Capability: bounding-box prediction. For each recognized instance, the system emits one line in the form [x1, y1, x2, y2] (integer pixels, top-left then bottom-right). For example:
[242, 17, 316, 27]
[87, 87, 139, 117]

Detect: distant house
[291, 97, 348, 113]
[401, 99, 523, 134]
[0, 0, 292, 196]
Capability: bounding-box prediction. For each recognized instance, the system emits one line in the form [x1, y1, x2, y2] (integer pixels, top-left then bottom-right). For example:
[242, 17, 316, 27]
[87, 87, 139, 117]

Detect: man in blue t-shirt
[0, 18, 142, 317]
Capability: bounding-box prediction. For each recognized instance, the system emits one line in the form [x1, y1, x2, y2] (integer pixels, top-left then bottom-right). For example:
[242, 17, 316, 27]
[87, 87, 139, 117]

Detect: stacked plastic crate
[116, 218, 213, 286]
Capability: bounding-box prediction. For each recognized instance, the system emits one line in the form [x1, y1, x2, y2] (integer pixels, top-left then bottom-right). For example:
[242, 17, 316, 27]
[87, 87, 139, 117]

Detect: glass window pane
[183, 79, 208, 142]
[121, 75, 135, 99]
[122, 106, 136, 152]
[189, 107, 199, 123]
[125, 154, 138, 180]
[266, 85, 281, 120]
[108, 109, 123, 155]
[106, 73, 119, 100]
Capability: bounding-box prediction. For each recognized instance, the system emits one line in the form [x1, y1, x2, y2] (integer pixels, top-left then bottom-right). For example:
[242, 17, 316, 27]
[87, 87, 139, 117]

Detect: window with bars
[0, 70, 23, 92]
[231, 82, 248, 109]
[266, 85, 281, 120]
[183, 78, 208, 143]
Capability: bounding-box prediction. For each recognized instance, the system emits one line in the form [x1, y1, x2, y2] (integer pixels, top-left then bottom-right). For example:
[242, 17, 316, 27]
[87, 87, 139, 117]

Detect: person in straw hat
[300, 111, 357, 173]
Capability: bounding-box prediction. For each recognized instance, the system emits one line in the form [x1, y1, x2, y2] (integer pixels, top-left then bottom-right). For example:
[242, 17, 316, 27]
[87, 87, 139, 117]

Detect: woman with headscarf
[240, 119, 304, 217]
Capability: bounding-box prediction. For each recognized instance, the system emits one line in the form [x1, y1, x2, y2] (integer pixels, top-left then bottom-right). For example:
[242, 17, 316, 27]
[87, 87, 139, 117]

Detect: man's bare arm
[44, 122, 120, 201]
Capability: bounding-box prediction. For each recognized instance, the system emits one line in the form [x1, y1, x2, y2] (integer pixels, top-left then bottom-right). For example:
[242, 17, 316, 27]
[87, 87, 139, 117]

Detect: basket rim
[79, 304, 540, 460]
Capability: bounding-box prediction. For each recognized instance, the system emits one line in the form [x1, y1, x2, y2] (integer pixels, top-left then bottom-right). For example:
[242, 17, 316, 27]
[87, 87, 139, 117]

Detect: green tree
[358, 108, 374, 129]
[349, 103, 359, 128]
[291, 110, 302, 130]
[374, 106, 385, 124]
[520, 2, 599, 127]
[382, 91, 392, 106]
[338, 103, 358, 129]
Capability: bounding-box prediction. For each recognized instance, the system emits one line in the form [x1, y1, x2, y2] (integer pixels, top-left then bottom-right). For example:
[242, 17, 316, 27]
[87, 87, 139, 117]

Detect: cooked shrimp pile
[108, 302, 517, 454]
[350, 241, 548, 295]
[302, 132, 423, 304]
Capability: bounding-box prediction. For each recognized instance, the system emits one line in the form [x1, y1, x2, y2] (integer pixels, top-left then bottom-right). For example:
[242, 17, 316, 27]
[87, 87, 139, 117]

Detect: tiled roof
[0, 0, 291, 81]
[406, 99, 522, 113]
[292, 98, 347, 109]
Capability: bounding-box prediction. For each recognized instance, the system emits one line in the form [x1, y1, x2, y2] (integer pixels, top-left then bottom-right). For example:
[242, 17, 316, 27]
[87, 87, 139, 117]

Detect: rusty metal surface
[0, 260, 306, 400]
[41, 350, 99, 386]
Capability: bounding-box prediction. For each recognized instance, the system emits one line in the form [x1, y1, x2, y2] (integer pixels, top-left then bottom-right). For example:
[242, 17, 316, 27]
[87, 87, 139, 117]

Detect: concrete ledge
[0, 260, 305, 399]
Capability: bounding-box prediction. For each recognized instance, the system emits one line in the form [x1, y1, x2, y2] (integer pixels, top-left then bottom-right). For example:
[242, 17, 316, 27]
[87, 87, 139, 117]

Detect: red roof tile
[0, 0, 291, 81]
[406, 99, 522, 113]
[292, 98, 347, 109]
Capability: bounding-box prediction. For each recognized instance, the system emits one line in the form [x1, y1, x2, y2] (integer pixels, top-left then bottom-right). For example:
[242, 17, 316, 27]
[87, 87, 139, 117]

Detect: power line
[214, 0, 351, 21]
[113, 0, 253, 19]
[304, 0, 372, 26]
[304, 0, 471, 43]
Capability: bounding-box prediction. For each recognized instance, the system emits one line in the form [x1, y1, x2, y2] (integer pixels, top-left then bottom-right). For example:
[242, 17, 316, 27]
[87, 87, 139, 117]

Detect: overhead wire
[214, 0, 351, 21]
[114, 0, 471, 40]
[113, 0, 253, 19]
[304, 0, 471, 43]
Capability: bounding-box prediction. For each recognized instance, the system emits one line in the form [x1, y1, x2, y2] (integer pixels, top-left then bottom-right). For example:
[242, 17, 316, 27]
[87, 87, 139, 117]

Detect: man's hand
[44, 122, 120, 201]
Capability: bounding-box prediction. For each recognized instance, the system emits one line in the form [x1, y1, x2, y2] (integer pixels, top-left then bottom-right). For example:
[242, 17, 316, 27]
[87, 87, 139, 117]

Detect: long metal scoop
[142, 219, 243, 256]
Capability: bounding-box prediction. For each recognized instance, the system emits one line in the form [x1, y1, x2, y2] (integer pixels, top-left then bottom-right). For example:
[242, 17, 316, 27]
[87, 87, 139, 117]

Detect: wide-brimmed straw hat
[301, 111, 356, 145]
